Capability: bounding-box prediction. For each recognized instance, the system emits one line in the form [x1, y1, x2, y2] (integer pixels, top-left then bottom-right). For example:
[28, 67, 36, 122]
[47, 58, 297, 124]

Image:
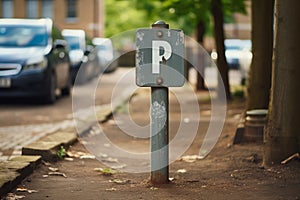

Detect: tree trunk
[264, 0, 300, 166]
[246, 0, 274, 110]
[196, 20, 207, 90]
[211, 0, 231, 100]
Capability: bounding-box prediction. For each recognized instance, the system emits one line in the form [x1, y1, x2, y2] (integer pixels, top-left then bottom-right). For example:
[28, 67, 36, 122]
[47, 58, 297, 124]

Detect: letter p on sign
[152, 41, 172, 74]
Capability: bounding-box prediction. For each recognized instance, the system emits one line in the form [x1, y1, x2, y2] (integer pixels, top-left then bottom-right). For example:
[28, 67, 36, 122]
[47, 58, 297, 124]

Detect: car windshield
[226, 45, 242, 50]
[64, 36, 81, 50]
[0, 25, 47, 47]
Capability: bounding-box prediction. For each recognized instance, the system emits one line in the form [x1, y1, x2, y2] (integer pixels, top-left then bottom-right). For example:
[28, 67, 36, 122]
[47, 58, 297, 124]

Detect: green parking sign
[136, 28, 185, 87]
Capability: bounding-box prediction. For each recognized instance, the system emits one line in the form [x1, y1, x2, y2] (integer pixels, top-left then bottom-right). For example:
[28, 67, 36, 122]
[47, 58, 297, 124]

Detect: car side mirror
[84, 45, 94, 56]
[54, 39, 67, 49]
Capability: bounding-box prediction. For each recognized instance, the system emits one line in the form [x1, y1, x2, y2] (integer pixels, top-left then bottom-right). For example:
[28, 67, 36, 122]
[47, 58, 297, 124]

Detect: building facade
[0, 0, 104, 38]
[224, 0, 251, 39]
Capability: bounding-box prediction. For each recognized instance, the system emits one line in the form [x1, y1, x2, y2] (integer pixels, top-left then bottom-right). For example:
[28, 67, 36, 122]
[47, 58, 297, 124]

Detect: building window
[42, 0, 53, 18]
[2, 0, 13, 18]
[66, 0, 78, 22]
[26, 0, 38, 18]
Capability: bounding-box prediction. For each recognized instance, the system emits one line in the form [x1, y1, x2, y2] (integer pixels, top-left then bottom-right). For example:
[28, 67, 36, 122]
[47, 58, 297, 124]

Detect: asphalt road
[0, 67, 135, 160]
[0, 67, 134, 126]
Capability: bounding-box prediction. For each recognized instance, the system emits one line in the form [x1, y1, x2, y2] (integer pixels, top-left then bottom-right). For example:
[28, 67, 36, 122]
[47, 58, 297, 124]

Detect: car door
[52, 27, 70, 88]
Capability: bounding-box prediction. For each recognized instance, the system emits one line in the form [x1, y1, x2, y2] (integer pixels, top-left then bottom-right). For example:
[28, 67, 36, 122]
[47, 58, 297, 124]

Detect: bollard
[136, 20, 184, 184]
[150, 21, 169, 184]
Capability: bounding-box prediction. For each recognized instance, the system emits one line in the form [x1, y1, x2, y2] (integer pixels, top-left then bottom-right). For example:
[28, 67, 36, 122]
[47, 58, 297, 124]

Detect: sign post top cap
[152, 20, 169, 29]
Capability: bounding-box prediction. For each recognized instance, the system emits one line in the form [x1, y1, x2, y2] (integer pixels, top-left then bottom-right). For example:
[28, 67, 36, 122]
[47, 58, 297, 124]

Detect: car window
[0, 25, 47, 47]
[225, 40, 252, 51]
[226, 45, 242, 50]
[64, 35, 81, 50]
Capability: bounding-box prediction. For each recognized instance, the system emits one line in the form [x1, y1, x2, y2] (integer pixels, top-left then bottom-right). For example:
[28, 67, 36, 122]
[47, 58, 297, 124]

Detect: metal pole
[150, 20, 169, 184]
[151, 87, 169, 184]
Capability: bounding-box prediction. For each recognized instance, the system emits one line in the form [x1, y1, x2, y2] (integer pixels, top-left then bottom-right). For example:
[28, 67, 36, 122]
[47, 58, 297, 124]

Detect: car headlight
[23, 57, 48, 71]
[69, 50, 84, 65]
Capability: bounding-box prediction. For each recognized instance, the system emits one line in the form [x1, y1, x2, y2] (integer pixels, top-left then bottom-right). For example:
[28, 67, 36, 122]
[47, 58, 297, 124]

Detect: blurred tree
[246, 0, 274, 110]
[155, 0, 210, 90]
[104, 0, 151, 38]
[264, 0, 300, 165]
[211, 0, 231, 99]
[133, 0, 247, 98]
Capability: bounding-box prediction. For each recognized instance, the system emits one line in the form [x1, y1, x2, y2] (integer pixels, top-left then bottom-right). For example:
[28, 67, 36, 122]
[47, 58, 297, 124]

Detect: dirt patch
[7, 96, 300, 200]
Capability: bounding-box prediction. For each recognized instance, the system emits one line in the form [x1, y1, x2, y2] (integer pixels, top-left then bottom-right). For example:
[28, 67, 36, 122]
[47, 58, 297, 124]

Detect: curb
[22, 131, 78, 162]
[0, 155, 41, 197]
[0, 85, 134, 198]
[0, 130, 76, 198]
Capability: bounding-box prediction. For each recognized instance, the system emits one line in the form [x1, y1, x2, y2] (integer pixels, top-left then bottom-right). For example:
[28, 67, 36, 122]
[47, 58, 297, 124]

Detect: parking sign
[136, 28, 184, 87]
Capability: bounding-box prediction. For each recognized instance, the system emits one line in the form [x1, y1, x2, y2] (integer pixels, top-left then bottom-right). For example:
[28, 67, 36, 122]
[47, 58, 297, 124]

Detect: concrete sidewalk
[2, 85, 300, 200]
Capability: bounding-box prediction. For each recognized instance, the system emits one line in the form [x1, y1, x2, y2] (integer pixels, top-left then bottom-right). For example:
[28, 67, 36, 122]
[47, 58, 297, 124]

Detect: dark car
[0, 18, 71, 104]
[62, 29, 100, 84]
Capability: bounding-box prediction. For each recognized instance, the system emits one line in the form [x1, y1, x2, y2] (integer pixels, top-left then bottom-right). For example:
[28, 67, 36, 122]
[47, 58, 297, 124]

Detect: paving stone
[0, 155, 42, 197]
[43, 131, 77, 145]
[0, 161, 30, 173]
[22, 131, 77, 162]
[0, 170, 19, 196]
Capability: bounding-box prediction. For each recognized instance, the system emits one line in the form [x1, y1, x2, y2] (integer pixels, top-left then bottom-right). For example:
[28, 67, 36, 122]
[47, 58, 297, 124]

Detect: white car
[211, 39, 252, 85]
[238, 40, 252, 85]
[92, 38, 118, 73]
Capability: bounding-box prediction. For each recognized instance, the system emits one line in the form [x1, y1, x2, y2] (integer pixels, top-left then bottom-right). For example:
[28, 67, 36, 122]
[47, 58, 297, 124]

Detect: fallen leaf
[150, 187, 158, 190]
[66, 151, 87, 158]
[179, 155, 202, 163]
[64, 157, 74, 161]
[105, 188, 117, 191]
[16, 187, 38, 194]
[281, 153, 300, 165]
[48, 167, 59, 172]
[111, 164, 127, 169]
[48, 172, 67, 178]
[177, 169, 187, 173]
[5, 193, 25, 200]
[94, 168, 116, 176]
[109, 179, 130, 185]
[102, 157, 118, 163]
[245, 154, 258, 163]
[80, 155, 96, 159]
[42, 160, 51, 166]
[100, 153, 108, 158]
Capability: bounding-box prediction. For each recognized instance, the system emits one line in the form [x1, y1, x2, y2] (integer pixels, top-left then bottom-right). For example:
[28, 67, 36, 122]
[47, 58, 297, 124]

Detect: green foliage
[223, 0, 248, 23]
[158, 0, 212, 35]
[104, 0, 248, 39]
[56, 146, 67, 159]
[232, 85, 245, 98]
[104, 0, 152, 37]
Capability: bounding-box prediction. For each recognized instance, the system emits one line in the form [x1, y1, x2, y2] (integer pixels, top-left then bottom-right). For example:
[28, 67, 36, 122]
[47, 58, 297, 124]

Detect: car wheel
[61, 76, 71, 96]
[43, 72, 56, 104]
